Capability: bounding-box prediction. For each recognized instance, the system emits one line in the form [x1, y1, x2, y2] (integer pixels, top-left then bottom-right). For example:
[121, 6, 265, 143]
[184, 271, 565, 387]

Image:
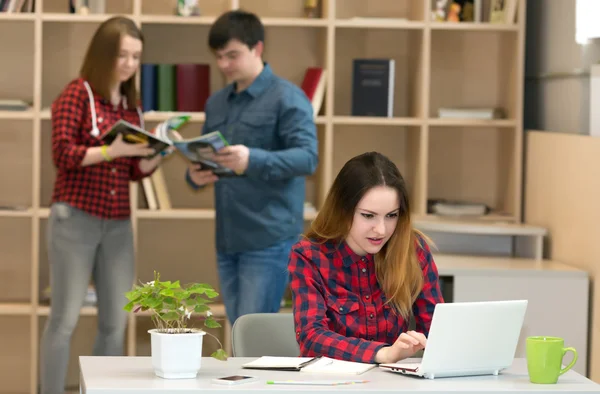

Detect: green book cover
[157, 64, 176, 111]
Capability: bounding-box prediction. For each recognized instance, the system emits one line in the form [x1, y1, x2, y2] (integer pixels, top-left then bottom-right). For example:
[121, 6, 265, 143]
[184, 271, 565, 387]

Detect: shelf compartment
[332, 125, 424, 214]
[41, 21, 101, 109]
[43, 0, 133, 14]
[262, 26, 327, 105]
[336, 0, 426, 22]
[136, 121, 214, 211]
[238, 0, 327, 20]
[140, 23, 226, 101]
[0, 21, 35, 108]
[0, 217, 32, 304]
[334, 28, 425, 118]
[427, 126, 518, 221]
[0, 317, 31, 394]
[0, 120, 33, 209]
[141, 0, 229, 17]
[429, 29, 519, 120]
[135, 219, 221, 299]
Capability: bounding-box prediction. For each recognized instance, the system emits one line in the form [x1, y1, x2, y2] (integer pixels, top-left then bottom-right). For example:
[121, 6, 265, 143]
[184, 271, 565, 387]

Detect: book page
[300, 357, 376, 375]
[242, 356, 314, 369]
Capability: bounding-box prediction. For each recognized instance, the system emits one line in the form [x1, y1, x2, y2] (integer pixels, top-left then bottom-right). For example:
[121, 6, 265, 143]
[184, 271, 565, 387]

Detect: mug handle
[559, 347, 578, 376]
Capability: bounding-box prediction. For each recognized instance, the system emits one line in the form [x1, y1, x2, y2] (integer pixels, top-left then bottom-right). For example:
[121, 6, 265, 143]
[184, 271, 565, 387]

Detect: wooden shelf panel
[41, 13, 132, 22]
[334, 28, 424, 118]
[136, 208, 318, 221]
[429, 29, 519, 119]
[0, 21, 35, 105]
[413, 215, 547, 236]
[335, 19, 425, 29]
[43, 0, 133, 14]
[0, 208, 33, 217]
[0, 13, 35, 20]
[427, 118, 517, 127]
[0, 316, 31, 394]
[0, 303, 33, 315]
[429, 22, 519, 31]
[139, 15, 215, 25]
[427, 126, 518, 219]
[0, 110, 35, 119]
[333, 116, 423, 126]
[0, 120, 34, 208]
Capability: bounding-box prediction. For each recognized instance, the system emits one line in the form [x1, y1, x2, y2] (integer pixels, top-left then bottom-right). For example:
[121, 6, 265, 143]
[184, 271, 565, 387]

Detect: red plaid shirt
[50, 77, 152, 219]
[288, 235, 444, 364]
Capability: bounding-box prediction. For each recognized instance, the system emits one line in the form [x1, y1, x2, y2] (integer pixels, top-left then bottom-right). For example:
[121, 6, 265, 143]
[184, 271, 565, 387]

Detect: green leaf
[193, 304, 209, 313]
[211, 349, 228, 361]
[123, 301, 135, 312]
[204, 317, 222, 329]
[161, 311, 180, 321]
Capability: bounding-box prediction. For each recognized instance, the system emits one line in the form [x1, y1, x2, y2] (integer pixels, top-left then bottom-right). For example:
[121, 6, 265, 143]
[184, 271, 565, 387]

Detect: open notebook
[242, 356, 376, 375]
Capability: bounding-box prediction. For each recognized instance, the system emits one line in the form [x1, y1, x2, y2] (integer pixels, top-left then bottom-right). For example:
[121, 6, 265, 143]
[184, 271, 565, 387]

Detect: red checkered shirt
[288, 234, 444, 364]
[50, 77, 152, 219]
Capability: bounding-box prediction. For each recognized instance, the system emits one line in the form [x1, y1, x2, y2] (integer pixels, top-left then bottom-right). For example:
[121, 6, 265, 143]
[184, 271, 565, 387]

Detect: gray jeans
[39, 202, 134, 394]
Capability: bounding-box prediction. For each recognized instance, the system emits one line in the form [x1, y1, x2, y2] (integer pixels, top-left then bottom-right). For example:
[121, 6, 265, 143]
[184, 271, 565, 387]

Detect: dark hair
[208, 10, 264, 51]
[306, 151, 430, 318]
[80, 16, 143, 109]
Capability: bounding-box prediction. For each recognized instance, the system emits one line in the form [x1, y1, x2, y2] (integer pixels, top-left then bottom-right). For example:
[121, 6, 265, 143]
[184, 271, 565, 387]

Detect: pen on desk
[266, 380, 369, 386]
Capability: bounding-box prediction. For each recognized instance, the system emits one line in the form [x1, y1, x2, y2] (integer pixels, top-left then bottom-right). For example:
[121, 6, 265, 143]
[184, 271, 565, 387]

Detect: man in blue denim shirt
[186, 10, 318, 326]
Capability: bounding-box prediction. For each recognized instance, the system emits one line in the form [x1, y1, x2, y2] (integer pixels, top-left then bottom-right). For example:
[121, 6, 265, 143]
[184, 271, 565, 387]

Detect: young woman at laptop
[288, 151, 445, 364]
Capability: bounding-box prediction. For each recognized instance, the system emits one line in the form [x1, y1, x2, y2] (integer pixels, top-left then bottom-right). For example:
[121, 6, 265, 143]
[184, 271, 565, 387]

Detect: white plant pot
[148, 328, 206, 379]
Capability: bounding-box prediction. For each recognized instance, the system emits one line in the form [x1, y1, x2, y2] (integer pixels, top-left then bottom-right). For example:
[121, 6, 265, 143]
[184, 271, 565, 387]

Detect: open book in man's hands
[100, 115, 238, 177]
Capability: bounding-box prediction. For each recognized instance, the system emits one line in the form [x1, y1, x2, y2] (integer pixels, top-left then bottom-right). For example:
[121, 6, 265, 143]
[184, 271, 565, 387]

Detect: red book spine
[175, 64, 210, 112]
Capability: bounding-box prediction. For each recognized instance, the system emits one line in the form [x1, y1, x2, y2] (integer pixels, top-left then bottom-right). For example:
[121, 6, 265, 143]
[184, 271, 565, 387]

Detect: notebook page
[301, 357, 376, 375]
[242, 356, 315, 369]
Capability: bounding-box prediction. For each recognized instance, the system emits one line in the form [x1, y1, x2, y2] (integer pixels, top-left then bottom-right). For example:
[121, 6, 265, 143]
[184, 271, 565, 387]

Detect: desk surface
[79, 357, 600, 394]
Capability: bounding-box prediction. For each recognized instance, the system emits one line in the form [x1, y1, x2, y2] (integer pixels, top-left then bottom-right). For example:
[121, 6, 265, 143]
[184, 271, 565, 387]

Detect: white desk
[79, 356, 600, 393]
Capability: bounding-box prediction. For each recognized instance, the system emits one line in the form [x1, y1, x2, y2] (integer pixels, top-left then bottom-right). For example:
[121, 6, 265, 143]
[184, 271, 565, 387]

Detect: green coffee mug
[526, 336, 578, 384]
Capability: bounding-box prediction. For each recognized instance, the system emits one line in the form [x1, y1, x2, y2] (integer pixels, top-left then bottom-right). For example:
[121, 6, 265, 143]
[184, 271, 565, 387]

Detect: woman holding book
[39, 16, 164, 394]
[288, 151, 444, 365]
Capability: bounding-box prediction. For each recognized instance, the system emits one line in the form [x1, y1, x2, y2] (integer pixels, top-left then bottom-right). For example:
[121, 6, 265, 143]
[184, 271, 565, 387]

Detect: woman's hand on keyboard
[375, 331, 427, 364]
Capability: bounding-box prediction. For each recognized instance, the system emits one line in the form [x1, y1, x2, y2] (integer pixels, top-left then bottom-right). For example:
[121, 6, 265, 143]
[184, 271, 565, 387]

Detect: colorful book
[100, 115, 238, 177]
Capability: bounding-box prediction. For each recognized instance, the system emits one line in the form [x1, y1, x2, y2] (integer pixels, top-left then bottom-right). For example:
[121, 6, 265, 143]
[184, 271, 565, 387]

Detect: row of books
[0, 0, 33, 12]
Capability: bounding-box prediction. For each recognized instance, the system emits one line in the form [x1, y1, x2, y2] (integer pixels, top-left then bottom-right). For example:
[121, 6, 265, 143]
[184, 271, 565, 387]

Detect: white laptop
[379, 300, 528, 379]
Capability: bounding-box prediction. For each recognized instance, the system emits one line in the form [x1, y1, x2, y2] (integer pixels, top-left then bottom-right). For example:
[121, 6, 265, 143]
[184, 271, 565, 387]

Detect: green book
[157, 64, 176, 111]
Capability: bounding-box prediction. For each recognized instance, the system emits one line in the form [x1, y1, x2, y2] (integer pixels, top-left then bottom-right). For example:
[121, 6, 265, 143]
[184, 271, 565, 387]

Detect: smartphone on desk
[211, 375, 259, 385]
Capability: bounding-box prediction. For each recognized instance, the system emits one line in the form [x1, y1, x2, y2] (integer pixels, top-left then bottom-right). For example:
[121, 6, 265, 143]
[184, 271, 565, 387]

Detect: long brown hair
[80, 16, 143, 109]
[305, 151, 432, 319]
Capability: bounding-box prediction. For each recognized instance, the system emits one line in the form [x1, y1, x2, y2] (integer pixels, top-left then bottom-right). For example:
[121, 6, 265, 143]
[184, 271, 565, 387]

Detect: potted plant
[124, 271, 228, 379]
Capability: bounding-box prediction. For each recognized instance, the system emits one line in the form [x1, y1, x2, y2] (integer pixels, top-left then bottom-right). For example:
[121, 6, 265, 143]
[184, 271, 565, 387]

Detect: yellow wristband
[101, 145, 112, 162]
